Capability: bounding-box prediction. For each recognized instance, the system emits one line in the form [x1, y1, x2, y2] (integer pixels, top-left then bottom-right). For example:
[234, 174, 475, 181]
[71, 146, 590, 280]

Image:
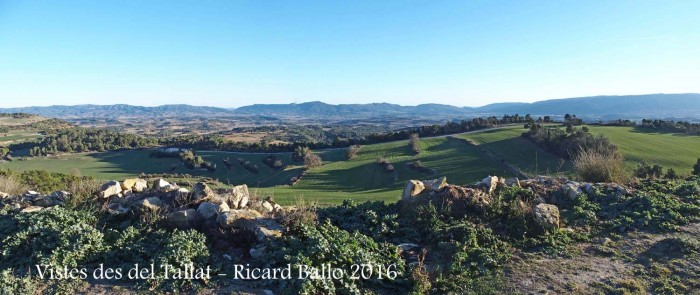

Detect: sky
[0, 0, 699, 108]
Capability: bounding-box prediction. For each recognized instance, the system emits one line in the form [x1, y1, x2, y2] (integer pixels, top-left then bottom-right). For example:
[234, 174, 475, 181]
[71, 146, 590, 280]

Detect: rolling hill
[2, 93, 699, 121]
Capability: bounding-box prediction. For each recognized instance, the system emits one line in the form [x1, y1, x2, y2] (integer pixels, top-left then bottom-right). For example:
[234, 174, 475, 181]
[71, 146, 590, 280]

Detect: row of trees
[523, 124, 618, 160]
[26, 128, 158, 156]
[603, 119, 700, 135]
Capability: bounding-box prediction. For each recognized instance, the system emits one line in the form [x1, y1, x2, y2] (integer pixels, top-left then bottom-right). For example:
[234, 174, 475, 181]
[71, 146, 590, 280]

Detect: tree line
[13, 114, 538, 156]
[603, 119, 700, 135]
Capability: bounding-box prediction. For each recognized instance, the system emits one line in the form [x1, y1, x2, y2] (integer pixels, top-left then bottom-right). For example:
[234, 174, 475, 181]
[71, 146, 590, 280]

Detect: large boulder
[122, 178, 148, 193]
[33, 193, 63, 207]
[155, 179, 178, 192]
[99, 181, 123, 198]
[191, 182, 215, 202]
[197, 201, 230, 220]
[422, 176, 448, 192]
[138, 197, 163, 211]
[562, 183, 582, 200]
[217, 209, 263, 228]
[168, 209, 200, 229]
[533, 203, 560, 231]
[230, 185, 249, 209]
[260, 201, 275, 213]
[480, 176, 500, 194]
[402, 180, 425, 201]
[218, 209, 283, 241]
[239, 218, 284, 242]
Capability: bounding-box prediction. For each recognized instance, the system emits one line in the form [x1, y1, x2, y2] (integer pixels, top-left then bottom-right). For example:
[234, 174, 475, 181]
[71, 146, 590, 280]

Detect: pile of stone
[0, 189, 71, 213]
[400, 175, 633, 232]
[97, 178, 284, 242]
[0, 177, 285, 244]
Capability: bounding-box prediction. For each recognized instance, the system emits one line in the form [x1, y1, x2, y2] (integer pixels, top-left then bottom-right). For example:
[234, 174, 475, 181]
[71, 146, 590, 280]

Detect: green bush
[0, 207, 106, 273]
[256, 221, 408, 294]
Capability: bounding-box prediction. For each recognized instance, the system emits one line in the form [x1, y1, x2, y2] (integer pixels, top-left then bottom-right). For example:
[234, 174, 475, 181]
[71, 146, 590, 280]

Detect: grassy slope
[459, 125, 700, 175]
[0, 136, 508, 205]
[457, 126, 572, 176]
[258, 137, 510, 204]
[587, 126, 700, 174]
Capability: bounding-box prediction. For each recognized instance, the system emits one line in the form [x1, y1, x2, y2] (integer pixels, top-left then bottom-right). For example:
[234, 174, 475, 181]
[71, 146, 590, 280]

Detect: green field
[258, 137, 510, 204]
[458, 126, 572, 176]
[2, 125, 697, 205]
[0, 130, 42, 145]
[459, 125, 700, 176]
[0, 136, 509, 204]
[587, 126, 700, 174]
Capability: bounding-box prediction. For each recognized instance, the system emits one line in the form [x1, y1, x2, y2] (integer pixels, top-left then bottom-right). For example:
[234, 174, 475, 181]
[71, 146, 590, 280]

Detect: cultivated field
[2, 125, 698, 204]
[458, 126, 572, 176]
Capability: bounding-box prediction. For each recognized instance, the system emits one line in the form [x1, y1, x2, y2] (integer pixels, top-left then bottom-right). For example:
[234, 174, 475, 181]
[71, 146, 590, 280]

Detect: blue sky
[0, 0, 698, 108]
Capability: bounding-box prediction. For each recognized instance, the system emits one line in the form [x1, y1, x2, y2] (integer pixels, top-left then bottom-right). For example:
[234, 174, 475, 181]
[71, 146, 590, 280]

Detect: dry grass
[66, 177, 102, 209]
[0, 174, 29, 195]
[280, 196, 318, 227]
[573, 147, 627, 183]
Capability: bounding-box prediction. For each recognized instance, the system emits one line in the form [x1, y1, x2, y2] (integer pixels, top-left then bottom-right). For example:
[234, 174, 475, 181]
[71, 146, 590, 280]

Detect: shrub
[149, 230, 211, 291]
[256, 221, 408, 294]
[635, 162, 664, 179]
[0, 207, 106, 273]
[377, 157, 395, 173]
[0, 269, 36, 294]
[346, 145, 361, 160]
[693, 159, 700, 176]
[572, 146, 626, 182]
[303, 152, 322, 168]
[665, 168, 679, 180]
[0, 174, 28, 195]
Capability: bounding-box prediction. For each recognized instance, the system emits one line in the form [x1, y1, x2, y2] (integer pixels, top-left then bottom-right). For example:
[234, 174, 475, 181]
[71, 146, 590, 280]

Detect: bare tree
[409, 133, 421, 154]
[304, 152, 323, 168]
[346, 145, 361, 160]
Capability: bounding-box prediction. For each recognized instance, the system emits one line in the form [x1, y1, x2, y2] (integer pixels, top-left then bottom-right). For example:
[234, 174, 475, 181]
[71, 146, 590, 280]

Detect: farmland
[1, 125, 699, 204]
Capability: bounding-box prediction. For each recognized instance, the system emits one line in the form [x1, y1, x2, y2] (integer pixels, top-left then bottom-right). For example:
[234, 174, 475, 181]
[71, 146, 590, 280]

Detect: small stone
[261, 201, 274, 213]
[191, 182, 215, 201]
[480, 176, 499, 194]
[533, 203, 560, 231]
[138, 197, 163, 211]
[562, 183, 582, 200]
[122, 178, 148, 192]
[107, 203, 129, 215]
[167, 209, 200, 229]
[197, 201, 230, 220]
[230, 185, 249, 209]
[20, 206, 44, 213]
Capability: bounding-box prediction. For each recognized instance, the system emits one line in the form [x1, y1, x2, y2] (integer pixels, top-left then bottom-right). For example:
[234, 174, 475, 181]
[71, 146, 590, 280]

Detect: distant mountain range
[1, 93, 699, 121]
